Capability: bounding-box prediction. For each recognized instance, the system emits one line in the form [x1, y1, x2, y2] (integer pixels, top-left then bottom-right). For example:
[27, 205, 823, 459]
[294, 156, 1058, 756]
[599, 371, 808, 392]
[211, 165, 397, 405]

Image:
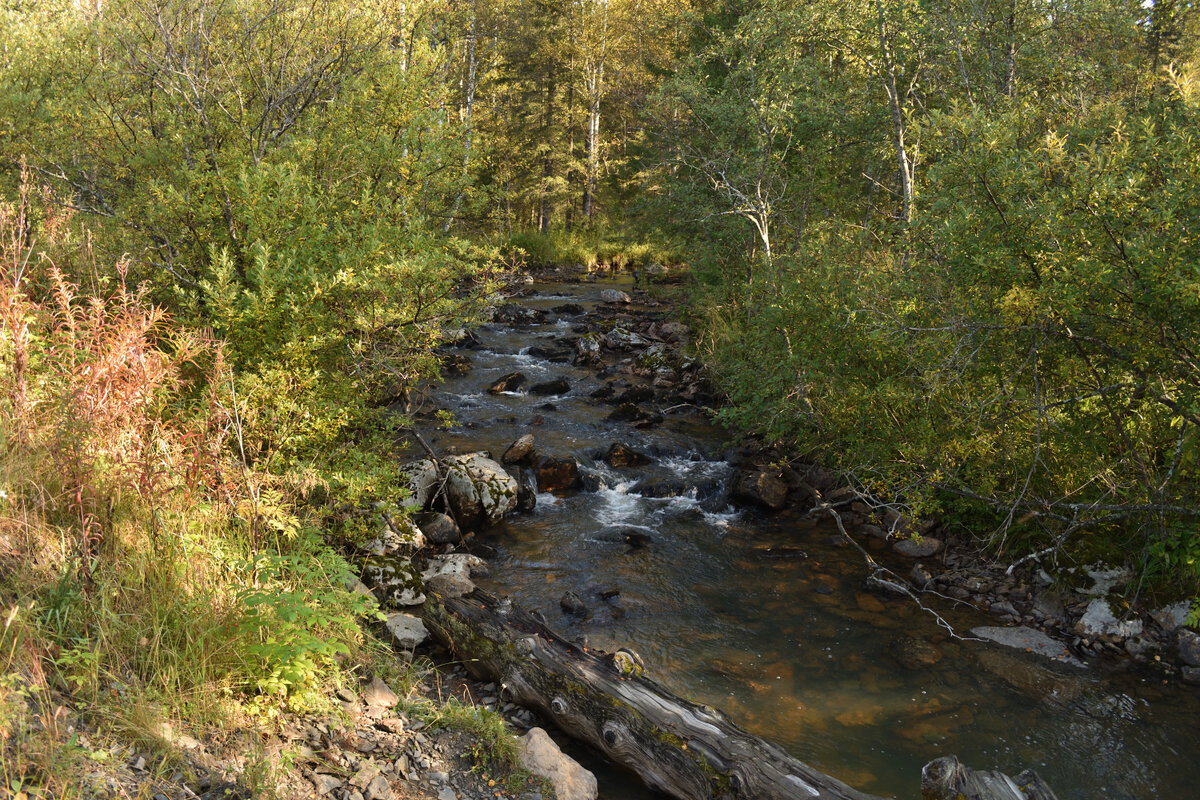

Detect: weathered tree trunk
[922, 756, 1058, 800]
[421, 588, 1058, 800]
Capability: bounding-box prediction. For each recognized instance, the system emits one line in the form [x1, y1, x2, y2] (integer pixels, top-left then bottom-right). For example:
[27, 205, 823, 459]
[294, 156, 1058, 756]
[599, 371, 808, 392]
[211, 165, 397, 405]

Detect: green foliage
[649, 0, 1200, 590]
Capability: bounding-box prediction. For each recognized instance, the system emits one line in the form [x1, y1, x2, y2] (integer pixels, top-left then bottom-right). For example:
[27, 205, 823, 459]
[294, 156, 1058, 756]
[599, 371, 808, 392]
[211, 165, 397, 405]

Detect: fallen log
[421, 588, 1059, 800]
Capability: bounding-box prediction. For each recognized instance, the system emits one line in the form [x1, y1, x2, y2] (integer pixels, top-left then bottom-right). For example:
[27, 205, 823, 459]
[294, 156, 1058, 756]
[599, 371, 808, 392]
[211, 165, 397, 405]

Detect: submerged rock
[971, 626, 1084, 667]
[560, 590, 589, 616]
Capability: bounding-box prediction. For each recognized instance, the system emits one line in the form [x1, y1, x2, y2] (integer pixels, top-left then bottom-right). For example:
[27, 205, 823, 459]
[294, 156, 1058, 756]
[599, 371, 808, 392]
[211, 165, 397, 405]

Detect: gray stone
[502, 434, 535, 464]
[599, 288, 631, 304]
[385, 613, 429, 650]
[971, 625, 1085, 667]
[364, 676, 399, 710]
[311, 773, 343, 795]
[1178, 629, 1200, 667]
[892, 537, 943, 558]
[414, 512, 460, 545]
[910, 564, 933, 588]
[1182, 666, 1200, 686]
[603, 327, 649, 350]
[425, 572, 475, 598]
[1075, 598, 1143, 638]
[436, 787, 457, 800]
[1151, 600, 1193, 633]
[403, 453, 518, 527]
[517, 728, 597, 800]
[365, 774, 392, 800]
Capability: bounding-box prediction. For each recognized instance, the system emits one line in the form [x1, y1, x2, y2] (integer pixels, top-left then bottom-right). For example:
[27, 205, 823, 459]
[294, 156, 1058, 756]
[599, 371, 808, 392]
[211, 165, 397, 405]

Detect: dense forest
[2, 0, 1199, 795]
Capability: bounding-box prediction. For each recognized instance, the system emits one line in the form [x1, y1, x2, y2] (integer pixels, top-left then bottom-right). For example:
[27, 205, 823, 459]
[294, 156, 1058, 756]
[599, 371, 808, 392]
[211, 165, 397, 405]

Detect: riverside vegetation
[2, 0, 1200, 797]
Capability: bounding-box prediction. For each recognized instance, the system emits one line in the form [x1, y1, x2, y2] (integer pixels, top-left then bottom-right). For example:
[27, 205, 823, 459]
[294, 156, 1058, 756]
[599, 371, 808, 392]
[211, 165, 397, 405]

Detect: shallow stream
[416, 277, 1199, 800]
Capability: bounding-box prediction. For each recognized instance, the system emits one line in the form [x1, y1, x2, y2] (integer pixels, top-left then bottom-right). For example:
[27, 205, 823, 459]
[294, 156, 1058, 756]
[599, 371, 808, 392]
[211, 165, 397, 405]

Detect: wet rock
[599, 289, 631, 304]
[574, 333, 603, 364]
[990, 600, 1019, 617]
[597, 525, 653, 549]
[1075, 598, 1143, 639]
[608, 403, 647, 422]
[603, 327, 649, 350]
[487, 371, 526, 394]
[560, 591, 589, 616]
[517, 727, 598, 800]
[1124, 635, 1156, 659]
[1182, 666, 1200, 686]
[535, 456, 582, 493]
[597, 586, 621, 600]
[414, 511, 460, 545]
[1178, 629, 1200, 667]
[603, 442, 651, 468]
[892, 537, 943, 558]
[531, 378, 570, 396]
[493, 304, 547, 325]
[971, 626, 1084, 666]
[910, 564, 933, 588]
[589, 384, 615, 400]
[553, 303, 584, 314]
[385, 613, 429, 650]
[502, 434, 536, 464]
[730, 469, 789, 511]
[440, 353, 473, 375]
[516, 466, 538, 512]
[613, 385, 655, 404]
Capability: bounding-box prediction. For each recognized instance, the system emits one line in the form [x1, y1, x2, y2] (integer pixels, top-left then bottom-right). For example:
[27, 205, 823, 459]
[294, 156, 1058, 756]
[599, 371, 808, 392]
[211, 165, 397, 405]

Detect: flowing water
[416, 277, 1199, 800]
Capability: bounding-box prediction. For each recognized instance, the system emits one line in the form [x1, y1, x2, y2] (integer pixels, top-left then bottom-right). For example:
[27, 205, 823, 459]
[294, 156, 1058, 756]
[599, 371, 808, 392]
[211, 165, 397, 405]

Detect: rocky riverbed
[355, 265, 1200, 800]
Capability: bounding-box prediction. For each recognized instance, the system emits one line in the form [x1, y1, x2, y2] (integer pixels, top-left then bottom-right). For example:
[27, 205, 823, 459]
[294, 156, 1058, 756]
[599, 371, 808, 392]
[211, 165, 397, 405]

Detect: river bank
[363, 266, 1200, 800]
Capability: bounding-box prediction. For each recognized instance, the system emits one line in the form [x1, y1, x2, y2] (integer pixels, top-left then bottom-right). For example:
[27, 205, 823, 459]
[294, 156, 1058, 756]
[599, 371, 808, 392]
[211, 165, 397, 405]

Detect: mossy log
[421, 588, 1059, 800]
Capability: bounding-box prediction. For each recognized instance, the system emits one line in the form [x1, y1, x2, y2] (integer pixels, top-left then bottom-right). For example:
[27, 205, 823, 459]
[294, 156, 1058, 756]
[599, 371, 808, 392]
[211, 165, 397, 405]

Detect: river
[416, 275, 1199, 800]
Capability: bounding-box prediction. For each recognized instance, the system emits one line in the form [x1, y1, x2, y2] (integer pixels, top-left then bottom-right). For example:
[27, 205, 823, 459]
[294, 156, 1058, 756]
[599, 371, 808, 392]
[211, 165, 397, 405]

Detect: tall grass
[0, 169, 377, 795]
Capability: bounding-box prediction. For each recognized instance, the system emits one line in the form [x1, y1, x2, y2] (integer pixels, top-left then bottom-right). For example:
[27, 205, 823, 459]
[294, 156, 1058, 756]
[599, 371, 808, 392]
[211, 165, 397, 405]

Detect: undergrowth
[0, 170, 388, 794]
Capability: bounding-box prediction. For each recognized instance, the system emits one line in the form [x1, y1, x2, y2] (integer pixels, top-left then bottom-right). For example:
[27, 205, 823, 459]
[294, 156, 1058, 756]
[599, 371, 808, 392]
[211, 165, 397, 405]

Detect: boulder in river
[553, 302, 585, 315]
[516, 466, 538, 512]
[730, 469, 789, 510]
[440, 352, 473, 375]
[493, 304, 547, 325]
[403, 453, 518, 528]
[604, 442, 651, 468]
[573, 333, 603, 365]
[604, 327, 649, 350]
[599, 288, 631, 304]
[502, 433, 536, 464]
[1177, 629, 1200, 667]
[488, 371, 526, 394]
[536, 456, 582, 493]
[612, 385, 655, 404]
[531, 378, 570, 395]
